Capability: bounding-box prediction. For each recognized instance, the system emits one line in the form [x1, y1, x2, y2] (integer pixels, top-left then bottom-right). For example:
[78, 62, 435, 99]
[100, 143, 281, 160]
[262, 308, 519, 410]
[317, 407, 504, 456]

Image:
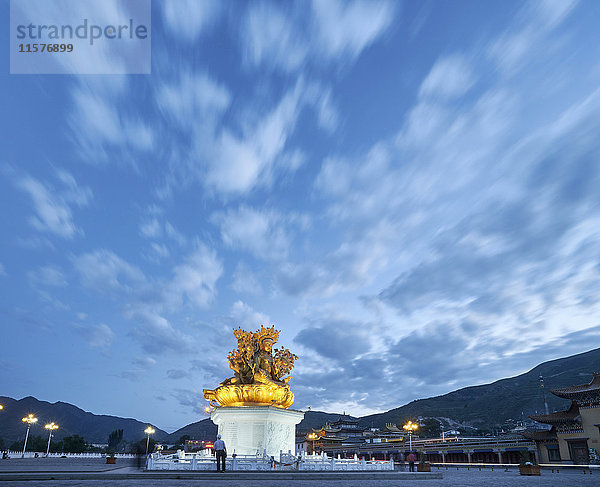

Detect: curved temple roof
[521, 428, 557, 442]
[529, 402, 580, 425]
[550, 372, 600, 400]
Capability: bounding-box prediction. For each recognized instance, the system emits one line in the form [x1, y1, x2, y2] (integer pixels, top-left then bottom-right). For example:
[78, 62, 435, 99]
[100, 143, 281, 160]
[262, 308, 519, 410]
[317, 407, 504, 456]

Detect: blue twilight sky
[2, 0, 600, 432]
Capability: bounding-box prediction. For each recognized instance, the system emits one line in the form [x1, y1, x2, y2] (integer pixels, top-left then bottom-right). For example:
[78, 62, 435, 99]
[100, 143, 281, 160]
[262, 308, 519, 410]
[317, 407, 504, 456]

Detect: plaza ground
[0, 457, 597, 486]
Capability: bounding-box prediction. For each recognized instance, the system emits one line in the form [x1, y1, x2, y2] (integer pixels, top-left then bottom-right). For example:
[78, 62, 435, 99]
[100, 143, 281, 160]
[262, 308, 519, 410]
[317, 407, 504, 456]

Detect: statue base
[204, 383, 294, 409]
[210, 406, 304, 457]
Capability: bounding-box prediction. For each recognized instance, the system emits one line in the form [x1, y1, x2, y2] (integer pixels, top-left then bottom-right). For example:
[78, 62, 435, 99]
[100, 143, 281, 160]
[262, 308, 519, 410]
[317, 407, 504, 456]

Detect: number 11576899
[19, 43, 73, 53]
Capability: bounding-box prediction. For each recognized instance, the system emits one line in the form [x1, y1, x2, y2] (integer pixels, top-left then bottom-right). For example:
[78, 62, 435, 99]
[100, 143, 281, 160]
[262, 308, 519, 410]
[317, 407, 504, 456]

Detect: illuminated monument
[203, 325, 304, 456]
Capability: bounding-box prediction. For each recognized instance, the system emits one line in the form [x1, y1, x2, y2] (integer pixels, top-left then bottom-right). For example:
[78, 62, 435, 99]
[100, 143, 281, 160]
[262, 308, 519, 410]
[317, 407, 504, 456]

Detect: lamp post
[144, 426, 155, 455]
[403, 420, 418, 452]
[21, 414, 38, 457]
[44, 423, 59, 456]
[307, 432, 319, 455]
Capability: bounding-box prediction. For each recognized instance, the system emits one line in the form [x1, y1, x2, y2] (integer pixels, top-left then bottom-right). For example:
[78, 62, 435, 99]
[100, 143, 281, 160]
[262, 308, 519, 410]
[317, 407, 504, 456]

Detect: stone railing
[4, 451, 138, 459]
[147, 450, 394, 471]
[297, 452, 394, 471]
[147, 450, 272, 471]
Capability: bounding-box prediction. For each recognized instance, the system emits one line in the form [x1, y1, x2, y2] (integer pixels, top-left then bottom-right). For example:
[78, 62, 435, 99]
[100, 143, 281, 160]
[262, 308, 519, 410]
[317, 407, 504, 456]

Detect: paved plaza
[0, 458, 598, 486]
[0, 471, 598, 487]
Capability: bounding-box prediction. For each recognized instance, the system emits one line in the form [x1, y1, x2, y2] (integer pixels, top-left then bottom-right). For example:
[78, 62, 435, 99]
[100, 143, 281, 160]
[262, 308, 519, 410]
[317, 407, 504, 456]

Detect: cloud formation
[77, 323, 115, 350]
[216, 206, 292, 260]
[16, 170, 92, 239]
[72, 242, 223, 356]
[243, 0, 395, 72]
[419, 55, 476, 100]
[4, 0, 600, 429]
[161, 0, 224, 42]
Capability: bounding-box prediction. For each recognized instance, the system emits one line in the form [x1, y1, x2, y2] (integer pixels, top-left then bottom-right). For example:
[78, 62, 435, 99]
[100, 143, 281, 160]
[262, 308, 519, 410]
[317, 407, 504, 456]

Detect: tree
[107, 429, 124, 453]
[50, 439, 64, 452]
[30, 435, 48, 452]
[419, 419, 441, 438]
[134, 437, 156, 453]
[8, 435, 46, 452]
[62, 435, 87, 453]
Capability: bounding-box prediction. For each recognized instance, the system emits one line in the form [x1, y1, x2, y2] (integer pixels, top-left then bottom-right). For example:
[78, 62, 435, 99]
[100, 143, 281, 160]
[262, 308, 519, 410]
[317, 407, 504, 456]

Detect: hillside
[2, 347, 598, 445]
[0, 396, 168, 444]
[166, 418, 217, 442]
[358, 347, 600, 430]
[296, 411, 343, 433]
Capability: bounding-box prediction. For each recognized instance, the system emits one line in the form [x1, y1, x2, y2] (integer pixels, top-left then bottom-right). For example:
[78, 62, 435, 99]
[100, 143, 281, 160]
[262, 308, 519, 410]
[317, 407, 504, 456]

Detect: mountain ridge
[2, 347, 598, 444]
[0, 395, 169, 444]
[357, 346, 600, 430]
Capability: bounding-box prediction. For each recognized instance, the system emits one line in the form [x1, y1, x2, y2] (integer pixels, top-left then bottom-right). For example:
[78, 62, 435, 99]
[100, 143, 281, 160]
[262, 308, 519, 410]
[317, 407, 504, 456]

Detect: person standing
[214, 435, 227, 472]
[407, 451, 416, 472]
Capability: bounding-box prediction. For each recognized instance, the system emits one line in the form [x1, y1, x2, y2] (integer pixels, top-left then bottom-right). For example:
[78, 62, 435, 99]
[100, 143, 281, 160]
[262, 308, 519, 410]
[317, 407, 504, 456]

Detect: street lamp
[403, 420, 418, 452]
[21, 414, 38, 457]
[44, 423, 59, 456]
[307, 432, 319, 455]
[144, 426, 155, 455]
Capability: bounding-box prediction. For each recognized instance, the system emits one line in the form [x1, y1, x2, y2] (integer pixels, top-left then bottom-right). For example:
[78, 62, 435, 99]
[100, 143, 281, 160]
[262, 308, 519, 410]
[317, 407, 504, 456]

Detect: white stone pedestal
[210, 406, 304, 457]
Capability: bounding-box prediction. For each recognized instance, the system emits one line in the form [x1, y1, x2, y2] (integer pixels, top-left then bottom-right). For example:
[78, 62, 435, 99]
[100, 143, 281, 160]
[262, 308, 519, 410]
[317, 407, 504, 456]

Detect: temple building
[299, 415, 538, 462]
[523, 372, 600, 464]
[307, 414, 364, 452]
[304, 416, 411, 455]
[325, 414, 364, 437]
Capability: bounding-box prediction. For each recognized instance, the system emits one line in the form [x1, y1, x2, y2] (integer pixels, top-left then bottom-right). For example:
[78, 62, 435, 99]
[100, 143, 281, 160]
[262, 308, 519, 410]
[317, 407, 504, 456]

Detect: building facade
[524, 372, 600, 464]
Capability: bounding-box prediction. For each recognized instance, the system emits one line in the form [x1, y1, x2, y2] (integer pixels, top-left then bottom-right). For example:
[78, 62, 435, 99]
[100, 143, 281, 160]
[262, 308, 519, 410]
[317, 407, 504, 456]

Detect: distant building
[184, 439, 213, 452]
[304, 414, 537, 463]
[326, 414, 364, 437]
[295, 435, 307, 455]
[523, 372, 600, 464]
[443, 429, 461, 436]
[363, 423, 408, 444]
[305, 416, 412, 456]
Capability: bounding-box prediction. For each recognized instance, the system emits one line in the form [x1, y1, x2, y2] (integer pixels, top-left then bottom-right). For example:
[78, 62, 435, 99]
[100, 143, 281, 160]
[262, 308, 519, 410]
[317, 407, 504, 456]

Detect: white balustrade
[146, 449, 394, 471]
[4, 451, 138, 459]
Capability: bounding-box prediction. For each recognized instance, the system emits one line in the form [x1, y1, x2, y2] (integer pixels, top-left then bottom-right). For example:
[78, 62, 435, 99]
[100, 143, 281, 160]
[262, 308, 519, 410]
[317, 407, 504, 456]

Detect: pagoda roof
[529, 402, 580, 425]
[332, 414, 359, 424]
[319, 435, 346, 442]
[550, 372, 600, 401]
[317, 423, 342, 433]
[312, 426, 344, 437]
[521, 428, 557, 441]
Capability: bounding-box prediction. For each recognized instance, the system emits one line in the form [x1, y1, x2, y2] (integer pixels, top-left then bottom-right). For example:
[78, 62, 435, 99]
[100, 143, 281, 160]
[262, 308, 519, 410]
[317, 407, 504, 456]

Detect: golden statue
[203, 325, 298, 409]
